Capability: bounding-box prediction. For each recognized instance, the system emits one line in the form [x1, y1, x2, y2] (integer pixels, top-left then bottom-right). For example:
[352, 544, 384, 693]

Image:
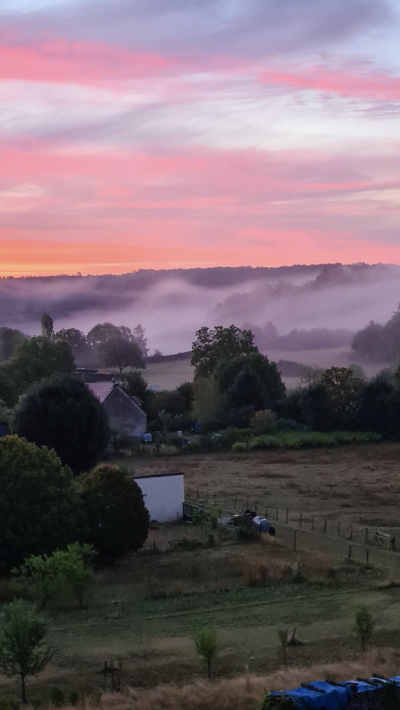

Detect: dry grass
[243, 562, 269, 587]
[57, 647, 400, 710]
[134, 443, 400, 538]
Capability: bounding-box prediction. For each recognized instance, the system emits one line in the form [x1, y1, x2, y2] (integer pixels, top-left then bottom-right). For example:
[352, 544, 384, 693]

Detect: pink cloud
[0, 38, 174, 85]
[259, 65, 400, 102]
[2, 33, 400, 110]
[1, 141, 399, 276]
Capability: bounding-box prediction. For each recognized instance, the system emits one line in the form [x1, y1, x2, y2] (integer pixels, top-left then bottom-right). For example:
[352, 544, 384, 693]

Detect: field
[3, 444, 400, 708]
[143, 358, 194, 390]
[133, 442, 400, 533]
[142, 349, 384, 391]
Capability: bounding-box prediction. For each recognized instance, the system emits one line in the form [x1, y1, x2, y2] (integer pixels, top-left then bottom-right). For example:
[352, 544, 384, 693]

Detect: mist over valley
[1, 263, 399, 370]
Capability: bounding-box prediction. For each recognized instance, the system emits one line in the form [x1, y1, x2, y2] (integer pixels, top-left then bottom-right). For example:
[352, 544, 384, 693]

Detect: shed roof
[132, 472, 183, 480]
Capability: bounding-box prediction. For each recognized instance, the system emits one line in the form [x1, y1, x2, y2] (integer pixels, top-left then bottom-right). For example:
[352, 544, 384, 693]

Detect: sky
[1, 0, 400, 276]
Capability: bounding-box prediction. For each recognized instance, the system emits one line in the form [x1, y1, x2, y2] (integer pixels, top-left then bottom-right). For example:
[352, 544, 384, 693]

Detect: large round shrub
[80, 466, 149, 561]
[0, 436, 86, 570]
[13, 374, 110, 474]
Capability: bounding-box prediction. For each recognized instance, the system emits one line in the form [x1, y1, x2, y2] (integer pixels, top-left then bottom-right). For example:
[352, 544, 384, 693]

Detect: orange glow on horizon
[2, 236, 400, 277]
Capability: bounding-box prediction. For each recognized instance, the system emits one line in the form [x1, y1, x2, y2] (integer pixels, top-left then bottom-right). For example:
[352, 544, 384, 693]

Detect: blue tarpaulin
[342, 680, 377, 694]
[270, 681, 352, 709]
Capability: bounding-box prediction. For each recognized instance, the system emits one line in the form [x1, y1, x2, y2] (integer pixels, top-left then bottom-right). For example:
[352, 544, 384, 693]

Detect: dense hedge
[232, 430, 382, 452]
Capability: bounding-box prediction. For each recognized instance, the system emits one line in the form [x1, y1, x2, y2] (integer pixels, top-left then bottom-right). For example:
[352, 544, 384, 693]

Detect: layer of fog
[7, 265, 400, 355]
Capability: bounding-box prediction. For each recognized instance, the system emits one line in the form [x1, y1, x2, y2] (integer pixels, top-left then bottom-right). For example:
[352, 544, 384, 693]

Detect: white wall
[134, 474, 184, 522]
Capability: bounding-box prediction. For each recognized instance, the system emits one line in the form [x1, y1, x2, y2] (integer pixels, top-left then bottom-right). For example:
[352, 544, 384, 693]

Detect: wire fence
[185, 488, 400, 574]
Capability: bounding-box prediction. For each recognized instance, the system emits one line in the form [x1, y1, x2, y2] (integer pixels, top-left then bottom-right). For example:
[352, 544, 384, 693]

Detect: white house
[132, 472, 184, 522]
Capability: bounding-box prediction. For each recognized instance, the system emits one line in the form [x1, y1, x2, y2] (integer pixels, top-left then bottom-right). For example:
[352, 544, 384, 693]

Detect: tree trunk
[21, 674, 27, 704]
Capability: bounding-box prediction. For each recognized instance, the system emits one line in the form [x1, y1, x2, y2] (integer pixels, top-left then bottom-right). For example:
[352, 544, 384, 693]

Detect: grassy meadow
[2, 444, 400, 708]
[0, 351, 397, 709]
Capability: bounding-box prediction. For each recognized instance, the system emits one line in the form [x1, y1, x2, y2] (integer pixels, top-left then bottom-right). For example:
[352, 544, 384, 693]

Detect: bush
[12, 543, 95, 610]
[233, 430, 381, 452]
[68, 692, 79, 707]
[8, 337, 75, 395]
[249, 410, 277, 434]
[49, 688, 64, 707]
[0, 436, 86, 571]
[0, 698, 18, 710]
[275, 418, 305, 432]
[80, 466, 149, 561]
[354, 605, 375, 651]
[232, 441, 248, 453]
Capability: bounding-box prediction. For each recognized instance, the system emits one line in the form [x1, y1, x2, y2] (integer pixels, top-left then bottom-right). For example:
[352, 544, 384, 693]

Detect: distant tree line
[244, 322, 354, 352]
[351, 306, 400, 363]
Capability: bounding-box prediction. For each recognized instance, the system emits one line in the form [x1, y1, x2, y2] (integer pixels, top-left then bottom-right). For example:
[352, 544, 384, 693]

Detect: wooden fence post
[350, 524, 353, 541]
[286, 508, 289, 524]
[300, 512, 303, 528]
[324, 520, 327, 533]
[348, 545, 352, 562]
[366, 548, 369, 565]
[276, 509, 279, 522]
[337, 522, 340, 537]
[365, 527, 368, 544]
[312, 516, 314, 530]
[255, 501, 257, 515]
[293, 530, 297, 552]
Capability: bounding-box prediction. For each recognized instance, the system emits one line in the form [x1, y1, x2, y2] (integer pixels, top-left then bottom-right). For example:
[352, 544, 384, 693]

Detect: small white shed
[133, 472, 184, 522]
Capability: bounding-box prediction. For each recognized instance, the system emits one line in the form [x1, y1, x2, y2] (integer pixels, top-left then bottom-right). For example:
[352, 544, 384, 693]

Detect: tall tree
[0, 327, 26, 362]
[0, 436, 86, 570]
[351, 321, 387, 362]
[214, 352, 285, 407]
[321, 366, 363, 427]
[13, 374, 110, 474]
[87, 322, 139, 349]
[227, 365, 265, 410]
[357, 374, 400, 439]
[132, 324, 149, 357]
[383, 305, 400, 361]
[40, 314, 54, 340]
[53, 328, 92, 366]
[97, 338, 144, 372]
[121, 370, 150, 402]
[0, 365, 17, 407]
[302, 383, 334, 432]
[8, 337, 75, 395]
[191, 325, 257, 377]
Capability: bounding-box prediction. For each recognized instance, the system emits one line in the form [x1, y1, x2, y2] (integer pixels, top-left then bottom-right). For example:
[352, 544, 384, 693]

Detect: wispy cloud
[0, 0, 399, 276]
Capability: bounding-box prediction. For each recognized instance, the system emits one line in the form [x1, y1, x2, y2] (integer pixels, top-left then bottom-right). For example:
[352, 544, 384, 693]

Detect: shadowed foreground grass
[28, 648, 400, 710]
